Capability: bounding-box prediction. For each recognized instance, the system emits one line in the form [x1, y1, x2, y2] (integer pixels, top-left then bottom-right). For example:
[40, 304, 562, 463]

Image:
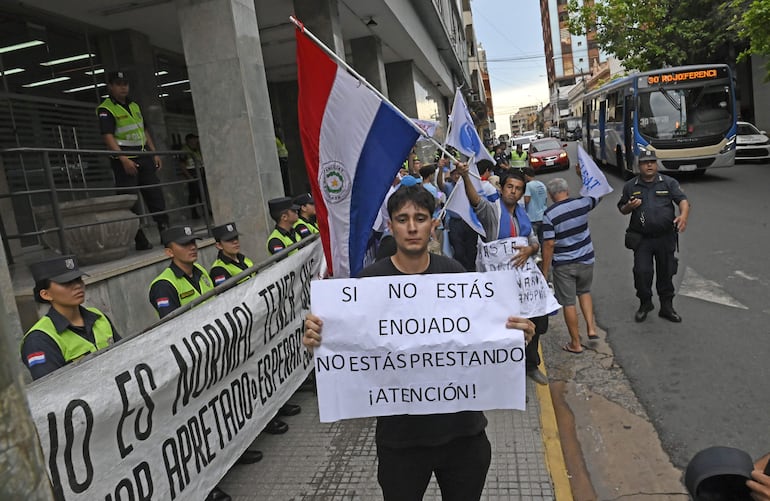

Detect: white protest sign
[25, 242, 323, 501]
[475, 236, 561, 317]
[578, 145, 613, 198]
[310, 271, 526, 423]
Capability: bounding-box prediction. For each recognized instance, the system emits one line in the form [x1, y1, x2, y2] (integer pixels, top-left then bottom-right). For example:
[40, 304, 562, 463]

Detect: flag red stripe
[296, 29, 338, 275]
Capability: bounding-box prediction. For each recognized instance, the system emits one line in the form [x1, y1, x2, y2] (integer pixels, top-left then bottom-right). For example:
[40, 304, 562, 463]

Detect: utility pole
[0, 243, 53, 500]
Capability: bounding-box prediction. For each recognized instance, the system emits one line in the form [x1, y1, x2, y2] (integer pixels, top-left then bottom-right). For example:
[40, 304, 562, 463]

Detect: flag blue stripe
[349, 102, 419, 277]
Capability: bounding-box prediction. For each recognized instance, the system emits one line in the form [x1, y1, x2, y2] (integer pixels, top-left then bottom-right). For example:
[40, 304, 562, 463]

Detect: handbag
[624, 229, 643, 250]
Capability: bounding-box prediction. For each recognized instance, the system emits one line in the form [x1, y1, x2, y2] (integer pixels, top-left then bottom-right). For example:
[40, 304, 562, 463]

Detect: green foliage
[567, 0, 757, 73]
[728, 0, 770, 79]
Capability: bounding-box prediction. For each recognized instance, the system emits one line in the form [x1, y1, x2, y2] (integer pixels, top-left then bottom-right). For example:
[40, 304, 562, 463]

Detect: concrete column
[385, 61, 418, 117]
[351, 36, 388, 95]
[176, 0, 283, 260]
[294, 0, 344, 58]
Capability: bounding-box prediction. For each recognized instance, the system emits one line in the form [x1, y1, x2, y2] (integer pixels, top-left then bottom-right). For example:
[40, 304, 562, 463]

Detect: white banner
[25, 242, 324, 501]
[476, 237, 561, 317]
[310, 271, 527, 423]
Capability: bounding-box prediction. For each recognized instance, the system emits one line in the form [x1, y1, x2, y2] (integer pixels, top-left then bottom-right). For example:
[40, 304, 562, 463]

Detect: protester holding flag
[540, 178, 601, 354]
[21, 255, 120, 380]
[457, 164, 549, 385]
[303, 185, 536, 501]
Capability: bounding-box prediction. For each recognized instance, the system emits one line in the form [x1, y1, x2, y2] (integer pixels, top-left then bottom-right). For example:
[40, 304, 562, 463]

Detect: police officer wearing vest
[149, 226, 262, 501]
[21, 255, 119, 380]
[209, 222, 255, 286]
[266, 197, 303, 255]
[618, 150, 690, 323]
[510, 142, 528, 168]
[98, 70, 169, 250]
[293, 193, 319, 235]
[149, 225, 213, 318]
[179, 133, 209, 219]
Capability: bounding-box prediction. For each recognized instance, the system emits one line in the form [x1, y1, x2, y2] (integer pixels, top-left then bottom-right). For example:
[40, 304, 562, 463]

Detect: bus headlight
[720, 135, 736, 154]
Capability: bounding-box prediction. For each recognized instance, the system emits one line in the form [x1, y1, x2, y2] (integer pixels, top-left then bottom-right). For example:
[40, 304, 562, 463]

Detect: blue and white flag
[446, 88, 495, 164]
[577, 145, 613, 198]
[444, 156, 486, 238]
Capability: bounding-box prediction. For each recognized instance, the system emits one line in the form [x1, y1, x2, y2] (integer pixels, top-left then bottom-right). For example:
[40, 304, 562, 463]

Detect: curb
[536, 344, 574, 501]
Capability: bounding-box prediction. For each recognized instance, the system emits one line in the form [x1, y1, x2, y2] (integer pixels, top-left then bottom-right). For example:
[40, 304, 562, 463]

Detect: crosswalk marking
[679, 267, 748, 309]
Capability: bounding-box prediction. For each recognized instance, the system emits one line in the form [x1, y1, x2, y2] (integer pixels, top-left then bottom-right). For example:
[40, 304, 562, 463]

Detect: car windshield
[531, 139, 561, 152]
[737, 123, 760, 135]
[637, 82, 733, 140]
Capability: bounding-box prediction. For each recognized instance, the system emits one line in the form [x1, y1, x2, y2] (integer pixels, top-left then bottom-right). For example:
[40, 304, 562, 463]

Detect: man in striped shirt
[540, 178, 600, 354]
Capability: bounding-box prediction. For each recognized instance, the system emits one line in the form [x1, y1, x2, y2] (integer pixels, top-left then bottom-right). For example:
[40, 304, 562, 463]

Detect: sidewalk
[220, 366, 570, 500]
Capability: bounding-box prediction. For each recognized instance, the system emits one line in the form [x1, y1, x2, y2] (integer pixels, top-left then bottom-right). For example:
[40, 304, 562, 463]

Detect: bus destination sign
[642, 67, 728, 87]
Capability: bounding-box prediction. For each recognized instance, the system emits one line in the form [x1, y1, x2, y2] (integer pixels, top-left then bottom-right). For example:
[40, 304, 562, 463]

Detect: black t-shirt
[357, 254, 488, 448]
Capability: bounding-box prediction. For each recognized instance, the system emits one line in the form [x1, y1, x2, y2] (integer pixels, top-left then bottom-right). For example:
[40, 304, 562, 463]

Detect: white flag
[444, 158, 486, 238]
[446, 88, 495, 164]
[577, 145, 613, 198]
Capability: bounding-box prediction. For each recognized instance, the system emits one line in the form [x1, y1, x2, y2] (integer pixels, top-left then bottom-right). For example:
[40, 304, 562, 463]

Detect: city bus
[582, 64, 737, 178]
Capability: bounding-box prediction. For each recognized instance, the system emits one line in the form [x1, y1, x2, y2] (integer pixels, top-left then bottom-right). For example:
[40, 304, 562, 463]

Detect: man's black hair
[500, 169, 526, 188]
[387, 185, 435, 218]
[477, 159, 494, 176]
[418, 164, 437, 179]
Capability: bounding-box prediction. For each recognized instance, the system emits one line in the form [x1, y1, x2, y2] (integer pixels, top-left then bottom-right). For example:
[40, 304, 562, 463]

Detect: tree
[728, 0, 770, 80]
[567, 0, 747, 72]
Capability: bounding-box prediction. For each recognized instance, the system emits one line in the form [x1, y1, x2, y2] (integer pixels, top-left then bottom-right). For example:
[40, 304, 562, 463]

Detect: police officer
[179, 133, 209, 219]
[148, 225, 213, 318]
[510, 142, 528, 169]
[266, 197, 303, 255]
[618, 150, 690, 323]
[209, 222, 254, 286]
[149, 226, 261, 501]
[21, 255, 120, 380]
[293, 193, 319, 234]
[98, 70, 169, 250]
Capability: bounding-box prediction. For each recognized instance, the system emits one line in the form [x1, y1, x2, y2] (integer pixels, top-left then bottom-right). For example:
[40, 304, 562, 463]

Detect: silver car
[736, 121, 770, 162]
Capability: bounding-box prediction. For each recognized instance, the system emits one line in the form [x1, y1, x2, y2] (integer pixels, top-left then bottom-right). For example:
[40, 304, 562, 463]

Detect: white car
[736, 121, 770, 162]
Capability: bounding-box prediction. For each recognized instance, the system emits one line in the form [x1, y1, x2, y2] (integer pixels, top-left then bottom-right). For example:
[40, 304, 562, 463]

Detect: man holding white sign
[303, 185, 535, 501]
[457, 164, 554, 386]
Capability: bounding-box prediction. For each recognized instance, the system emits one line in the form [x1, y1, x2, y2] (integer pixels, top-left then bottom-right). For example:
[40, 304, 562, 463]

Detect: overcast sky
[471, 0, 550, 137]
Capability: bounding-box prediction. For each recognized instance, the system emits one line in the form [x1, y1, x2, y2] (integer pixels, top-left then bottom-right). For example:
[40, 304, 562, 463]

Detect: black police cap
[106, 70, 129, 84]
[211, 222, 239, 242]
[161, 225, 200, 247]
[685, 446, 753, 500]
[293, 193, 314, 206]
[268, 197, 299, 220]
[640, 149, 658, 162]
[30, 255, 88, 284]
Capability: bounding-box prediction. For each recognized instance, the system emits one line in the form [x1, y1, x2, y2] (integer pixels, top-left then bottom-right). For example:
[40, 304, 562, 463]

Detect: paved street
[544, 144, 770, 470]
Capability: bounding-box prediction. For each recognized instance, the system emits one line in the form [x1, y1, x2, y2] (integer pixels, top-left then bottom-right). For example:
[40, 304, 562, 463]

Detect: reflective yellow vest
[23, 307, 115, 364]
[97, 98, 146, 148]
[149, 263, 214, 313]
[511, 150, 528, 167]
[267, 228, 300, 255]
[210, 256, 255, 284]
[294, 218, 319, 234]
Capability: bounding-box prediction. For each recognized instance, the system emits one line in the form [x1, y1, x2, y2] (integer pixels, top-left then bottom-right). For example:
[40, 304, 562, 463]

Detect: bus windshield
[637, 83, 733, 140]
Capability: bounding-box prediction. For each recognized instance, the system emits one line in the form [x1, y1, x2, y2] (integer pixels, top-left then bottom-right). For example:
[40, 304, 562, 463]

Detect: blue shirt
[542, 196, 597, 266]
[524, 179, 547, 223]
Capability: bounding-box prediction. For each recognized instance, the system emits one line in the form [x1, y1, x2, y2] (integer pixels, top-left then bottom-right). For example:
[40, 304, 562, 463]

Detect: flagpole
[291, 15, 476, 170]
[436, 153, 475, 221]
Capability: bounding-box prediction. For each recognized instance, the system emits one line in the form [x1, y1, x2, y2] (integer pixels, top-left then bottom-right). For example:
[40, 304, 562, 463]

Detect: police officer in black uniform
[618, 150, 690, 323]
[98, 70, 169, 250]
[21, 255, 120, 380]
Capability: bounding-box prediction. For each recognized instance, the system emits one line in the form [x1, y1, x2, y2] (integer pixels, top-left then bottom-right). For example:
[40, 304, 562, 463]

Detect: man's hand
[673, 215, 687, 233]
[120, 157, 138, 176]
[747, 469, 770, 500]
[511, 245, 536, 268]
[303, 313, 323, 349]
[621, 197, 642, 214]
[506, 316, 535, 343]
[153, 155, 162, 170]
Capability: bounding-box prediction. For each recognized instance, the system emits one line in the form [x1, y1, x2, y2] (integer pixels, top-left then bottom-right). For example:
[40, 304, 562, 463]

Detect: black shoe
[135, 230, 153, 251]
[278, 403, 301, 416]
[659, 308, 682, 322]
[634, 301, 654, 322]
[236, 450, 263, 464]
[205, 486, 231, 501]
[264, 419, 288, 435]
